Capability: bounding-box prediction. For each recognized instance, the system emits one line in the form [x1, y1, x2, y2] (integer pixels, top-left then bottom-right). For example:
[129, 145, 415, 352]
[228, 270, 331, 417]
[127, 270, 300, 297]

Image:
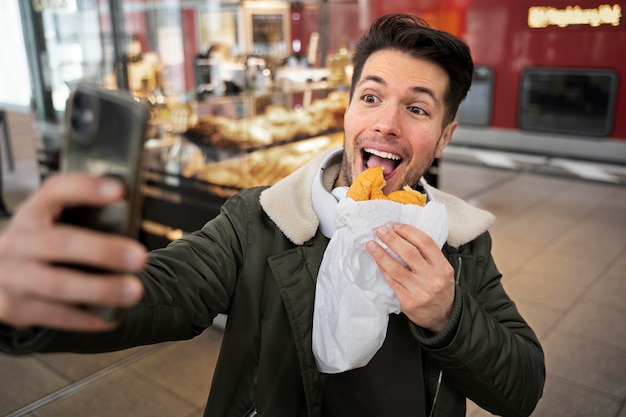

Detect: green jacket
[1, 149, 544, 417]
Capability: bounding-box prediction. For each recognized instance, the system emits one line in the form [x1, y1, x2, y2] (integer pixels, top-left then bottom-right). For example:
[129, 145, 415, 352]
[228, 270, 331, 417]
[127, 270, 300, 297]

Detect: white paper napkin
[312, 197, 448, 373]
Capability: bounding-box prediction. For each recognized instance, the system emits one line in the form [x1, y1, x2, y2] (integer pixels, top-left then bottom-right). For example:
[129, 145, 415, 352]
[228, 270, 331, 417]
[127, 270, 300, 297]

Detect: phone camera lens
[71, 93, 96, 139]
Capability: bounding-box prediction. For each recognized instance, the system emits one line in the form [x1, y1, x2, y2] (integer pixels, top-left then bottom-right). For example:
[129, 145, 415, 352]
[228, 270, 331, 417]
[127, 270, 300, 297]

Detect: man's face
[338, 49, 457, 193]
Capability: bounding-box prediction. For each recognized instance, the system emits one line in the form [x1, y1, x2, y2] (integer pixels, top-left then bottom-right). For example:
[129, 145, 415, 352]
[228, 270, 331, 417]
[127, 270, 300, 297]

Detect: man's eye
[408, 106, 427, 115]
[362, 94, 378, 103]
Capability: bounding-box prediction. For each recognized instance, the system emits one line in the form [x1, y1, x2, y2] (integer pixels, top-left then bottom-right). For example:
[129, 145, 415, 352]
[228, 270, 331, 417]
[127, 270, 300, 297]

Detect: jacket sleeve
[412, 232, 545, 417]
[0, 191, 254, 355]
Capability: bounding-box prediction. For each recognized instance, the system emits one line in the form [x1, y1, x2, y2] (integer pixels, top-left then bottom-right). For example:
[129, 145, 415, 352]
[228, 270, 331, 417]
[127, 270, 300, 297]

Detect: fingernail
[124, 245, 147, 269]
[377, 226, 388, 235]
[122, 278, 142, 300]
[366, 241, 377, 252]
[99, 178, 120, 198]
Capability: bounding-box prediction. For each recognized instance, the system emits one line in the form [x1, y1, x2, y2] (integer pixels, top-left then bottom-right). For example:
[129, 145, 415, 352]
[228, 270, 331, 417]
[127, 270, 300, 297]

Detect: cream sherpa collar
[259, 147, 495, 248]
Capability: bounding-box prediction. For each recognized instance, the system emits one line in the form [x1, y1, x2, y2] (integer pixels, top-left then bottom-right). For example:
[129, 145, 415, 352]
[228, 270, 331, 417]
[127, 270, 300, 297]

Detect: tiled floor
[0, 110, 625, 417]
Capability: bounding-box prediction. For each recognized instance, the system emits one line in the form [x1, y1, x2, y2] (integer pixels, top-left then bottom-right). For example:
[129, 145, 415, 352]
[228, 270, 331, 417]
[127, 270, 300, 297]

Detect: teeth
[364, 148, 401, 160]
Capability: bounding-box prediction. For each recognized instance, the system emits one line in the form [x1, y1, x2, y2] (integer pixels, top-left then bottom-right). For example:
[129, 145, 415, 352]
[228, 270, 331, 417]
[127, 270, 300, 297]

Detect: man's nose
[373, 104, 401, 137]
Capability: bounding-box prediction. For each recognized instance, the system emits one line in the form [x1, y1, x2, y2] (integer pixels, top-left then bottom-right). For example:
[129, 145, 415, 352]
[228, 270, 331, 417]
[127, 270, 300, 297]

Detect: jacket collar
[260, 147, 495, 248]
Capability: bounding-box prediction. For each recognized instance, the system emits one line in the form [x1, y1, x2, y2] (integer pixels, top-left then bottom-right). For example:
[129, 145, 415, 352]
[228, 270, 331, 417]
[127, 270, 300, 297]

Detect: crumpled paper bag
[312, 197, 448, 373]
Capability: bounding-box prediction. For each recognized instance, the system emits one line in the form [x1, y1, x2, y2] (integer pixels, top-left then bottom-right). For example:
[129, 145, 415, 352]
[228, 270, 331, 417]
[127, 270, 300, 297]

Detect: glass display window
[33, 0, 111, 113]
[519, 68, 618, 137]
[241, 1, 291, 58]
[457, 65, 494, 127]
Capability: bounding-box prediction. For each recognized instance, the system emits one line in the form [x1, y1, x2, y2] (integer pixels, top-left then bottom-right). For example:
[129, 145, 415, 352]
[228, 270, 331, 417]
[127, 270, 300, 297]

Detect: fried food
[187, 91, 349, 150]
[346, 166, 427, 206]
[184, 132, 344, 190]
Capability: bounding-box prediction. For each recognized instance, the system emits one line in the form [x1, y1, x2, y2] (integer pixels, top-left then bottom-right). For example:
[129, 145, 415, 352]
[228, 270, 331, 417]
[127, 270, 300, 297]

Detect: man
[0, 14, 544, 417]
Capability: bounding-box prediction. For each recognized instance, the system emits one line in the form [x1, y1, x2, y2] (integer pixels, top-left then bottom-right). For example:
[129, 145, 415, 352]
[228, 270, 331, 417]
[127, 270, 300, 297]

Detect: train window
[456, 66, 493, 126]
[519, 68, 617, 137]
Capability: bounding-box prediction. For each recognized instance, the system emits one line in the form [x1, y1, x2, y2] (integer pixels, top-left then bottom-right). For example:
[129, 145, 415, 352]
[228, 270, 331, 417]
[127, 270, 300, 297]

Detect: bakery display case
[186, 90, 347, 153]
[138, 87, 348, 249]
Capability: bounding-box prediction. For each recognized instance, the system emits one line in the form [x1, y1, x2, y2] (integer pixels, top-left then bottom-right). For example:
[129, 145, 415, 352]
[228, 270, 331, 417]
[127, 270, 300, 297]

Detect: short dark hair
[350, 13, 474, 126]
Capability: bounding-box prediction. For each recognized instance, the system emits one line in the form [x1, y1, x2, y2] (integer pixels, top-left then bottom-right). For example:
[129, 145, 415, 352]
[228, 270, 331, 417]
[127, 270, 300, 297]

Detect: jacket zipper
[428, 256, 462, 417]
[428, 370, 443, 417]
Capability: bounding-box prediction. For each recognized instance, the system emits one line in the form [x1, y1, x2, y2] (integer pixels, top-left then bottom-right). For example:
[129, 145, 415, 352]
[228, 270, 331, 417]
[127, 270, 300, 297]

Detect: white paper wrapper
[312, 197, 448, 373]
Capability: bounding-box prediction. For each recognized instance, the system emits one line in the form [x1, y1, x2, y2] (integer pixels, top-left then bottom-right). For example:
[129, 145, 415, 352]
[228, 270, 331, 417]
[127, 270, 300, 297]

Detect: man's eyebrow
[358, 75, 440, 105]
[410, 85, 439, 106]
[357, 74, 386, 89]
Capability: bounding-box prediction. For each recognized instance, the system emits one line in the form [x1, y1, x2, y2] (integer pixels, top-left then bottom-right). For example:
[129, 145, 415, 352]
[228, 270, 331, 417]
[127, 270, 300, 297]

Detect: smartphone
[59, 84, 151, 320]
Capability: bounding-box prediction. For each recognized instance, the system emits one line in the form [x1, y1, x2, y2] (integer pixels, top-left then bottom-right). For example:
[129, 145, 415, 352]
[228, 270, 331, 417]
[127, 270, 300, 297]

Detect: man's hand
[366, 222, 455, 333]
[0, 173, 146, 331]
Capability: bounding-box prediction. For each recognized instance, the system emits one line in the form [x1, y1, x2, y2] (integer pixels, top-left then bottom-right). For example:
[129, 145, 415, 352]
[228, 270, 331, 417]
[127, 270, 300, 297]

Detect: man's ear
[435, 121, 457, 158]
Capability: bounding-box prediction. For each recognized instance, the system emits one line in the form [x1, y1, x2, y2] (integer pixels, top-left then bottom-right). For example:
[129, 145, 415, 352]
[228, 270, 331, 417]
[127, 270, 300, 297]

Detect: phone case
[61, 84, 150, 238]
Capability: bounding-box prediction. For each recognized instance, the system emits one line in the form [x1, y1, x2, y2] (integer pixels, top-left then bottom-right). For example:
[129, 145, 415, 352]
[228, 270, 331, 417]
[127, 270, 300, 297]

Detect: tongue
[367, 155, 397, 175]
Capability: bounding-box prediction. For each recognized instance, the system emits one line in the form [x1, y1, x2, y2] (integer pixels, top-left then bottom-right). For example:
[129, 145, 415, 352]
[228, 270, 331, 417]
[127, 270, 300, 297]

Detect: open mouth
[362, 148, 402, 179]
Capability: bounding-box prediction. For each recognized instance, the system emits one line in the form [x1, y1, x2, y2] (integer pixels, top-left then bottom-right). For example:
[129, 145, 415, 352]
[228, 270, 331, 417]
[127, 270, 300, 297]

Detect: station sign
[528, 4, 622, 28]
